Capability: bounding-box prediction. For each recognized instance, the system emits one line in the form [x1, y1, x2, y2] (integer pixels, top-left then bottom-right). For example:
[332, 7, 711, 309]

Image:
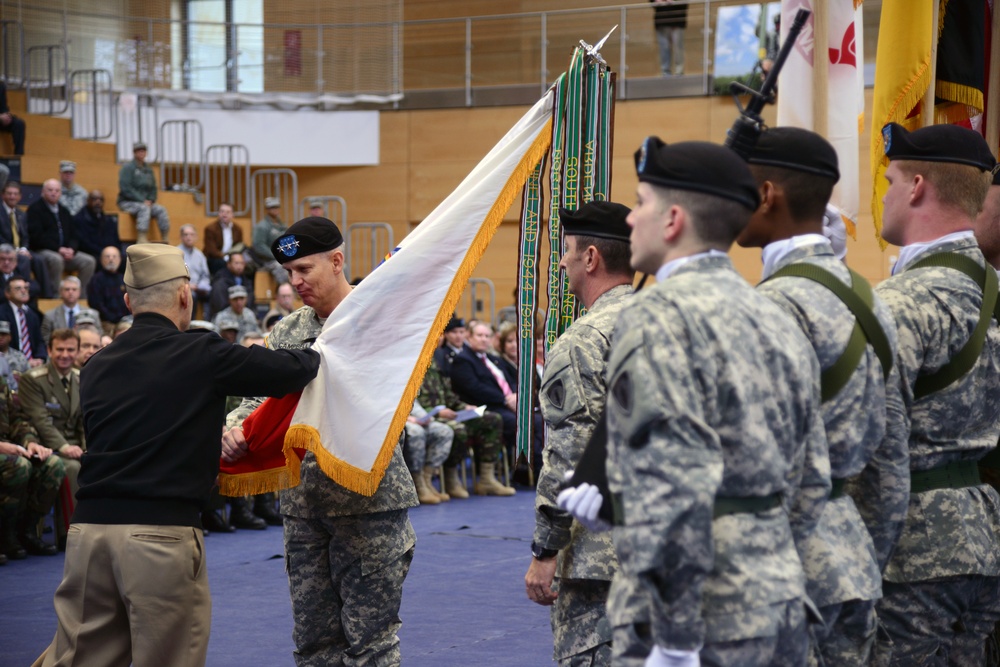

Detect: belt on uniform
[910, 460, 982, 494]
[610, 492, 782, 524]
[712, 493, 782, 519]
[830, 478, 847, 500]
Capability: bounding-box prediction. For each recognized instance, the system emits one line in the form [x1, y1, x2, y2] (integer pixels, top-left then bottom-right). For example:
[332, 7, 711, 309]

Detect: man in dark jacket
[33, 244, 319, 667]
[26, 179, 96, 299]
[73, 190, 122, 260]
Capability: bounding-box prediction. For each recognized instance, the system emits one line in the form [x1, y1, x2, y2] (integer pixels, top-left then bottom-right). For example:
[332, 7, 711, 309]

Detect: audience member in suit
[209, 252, 254, 319]
[85, 247, 128, 337]
[0, 277, 46, 365]
[0, 244, 45, 312]
[450, 321, 518, 456]
[0, 81, 25, 155]
[2, 182, 51, 299]
[73, 190, 122, 261]
[204, 203, 244, 276]
[41, 276, 102, 343]
[26, 179, 96, 299]
[434, 315, 467, 374]
[19, 328, 85, 550]
[178, 224, 212, 314]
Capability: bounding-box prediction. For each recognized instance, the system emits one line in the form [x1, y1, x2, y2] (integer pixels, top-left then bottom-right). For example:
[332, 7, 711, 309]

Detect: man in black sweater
[33, 244, 320, 667]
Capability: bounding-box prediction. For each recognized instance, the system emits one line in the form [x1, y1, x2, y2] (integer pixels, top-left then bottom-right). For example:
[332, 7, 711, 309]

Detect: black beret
[748, 127, 840, 181]
[271, 216, 344, 264]
[559, 201, 632, 242]
[882, 122, 996, 171]
[444, 315, 465, 332]
[634, 137, 761, 211]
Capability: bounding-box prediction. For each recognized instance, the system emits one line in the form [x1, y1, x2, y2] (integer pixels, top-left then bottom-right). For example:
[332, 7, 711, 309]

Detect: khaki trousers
[33, 523, 210, 667]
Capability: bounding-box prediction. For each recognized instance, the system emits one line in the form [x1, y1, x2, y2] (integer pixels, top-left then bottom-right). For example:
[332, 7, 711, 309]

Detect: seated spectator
[0, 277, 46, 366]
[307, 197, 326, 218]
[19, 328, 83, 551]
[0, 243, 45, 310]
[263, 282, 296, 327]
[0, 81, 25, 156]
[263, 313, 281, 334]
[204, 202, 243, 276]
[403, 399, 454, 505]
[75, 324, 102, 368]
[213, 285, 258, 341]
[434, 315, 467, 374]
[117, 141, 169, 244]
[495, 322, 519, 386]
[216, 317, 239, 344]
[58, 161, 88, 216]
[41, 276, 101, 342]
[417, 355, 512, 497]
[0, 384, 64, 560]
[113, 317, 132, 338]
[26, 179, 96, 299]
[0, 321, 28, 390]
[495, 320, 544, 478]
[246, 196, 289, 285]
[1, 182, 49, 301]
[86, 246, 129, 336]
[177, 224, 211, 314]
[209, 252, 253, 319]
[73, 190, 122, 260]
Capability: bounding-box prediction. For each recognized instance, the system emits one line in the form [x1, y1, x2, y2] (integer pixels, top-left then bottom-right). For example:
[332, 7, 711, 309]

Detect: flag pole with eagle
[218, 37, 617, 497]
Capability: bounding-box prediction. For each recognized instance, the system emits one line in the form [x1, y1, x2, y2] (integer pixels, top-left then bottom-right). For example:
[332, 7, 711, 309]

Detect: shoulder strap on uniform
[905, 252, 1000, 399]
[765, 263, 893, 403]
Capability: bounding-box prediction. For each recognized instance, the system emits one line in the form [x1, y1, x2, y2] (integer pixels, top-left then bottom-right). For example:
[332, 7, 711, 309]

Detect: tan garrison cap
[124, 244, 190, 289]
[59, 160, 76, 172]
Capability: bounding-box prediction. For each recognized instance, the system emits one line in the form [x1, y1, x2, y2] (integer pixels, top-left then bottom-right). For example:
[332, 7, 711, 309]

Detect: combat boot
[411, 469, 440, 505]
[473, 462, 516, 497]
[0, 511, 26, 560]
[423, 467, 449, 502]
[443, 466, 469, 499]
[19, 513, 57, 556]
[201, 509, 235, 534]
[229, 497, 267, 530]
[253, 493, 283, 526]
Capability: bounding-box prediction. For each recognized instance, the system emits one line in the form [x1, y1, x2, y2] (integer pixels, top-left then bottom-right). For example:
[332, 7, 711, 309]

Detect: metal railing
[0, 20, 23, 84]
[0, 2, 886, 108]
[345, 222, 393, 283]
[458, 277, 496, 326]
[115, 92, 158, 163]
[159, 119, 204, 194]
[205, 144, 251, 217]
[299, 195, 347, 229]
[250, 168, 298, 226]
[70, 69, 114, 141]
[25, 44, 67, 115]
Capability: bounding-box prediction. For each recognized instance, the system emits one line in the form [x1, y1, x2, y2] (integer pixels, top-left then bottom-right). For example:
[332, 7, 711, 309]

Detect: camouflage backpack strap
[765, 263, 893, 403]
[906, 252, 1000, 400]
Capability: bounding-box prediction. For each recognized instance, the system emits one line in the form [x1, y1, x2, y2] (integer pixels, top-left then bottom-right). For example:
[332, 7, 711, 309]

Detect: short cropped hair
[894, 160, 992, 219]
[654, 185, 753, 247]
[748, 165, 836, 222]
[571, 234, 634, 277]
[48, 328, 80, 349]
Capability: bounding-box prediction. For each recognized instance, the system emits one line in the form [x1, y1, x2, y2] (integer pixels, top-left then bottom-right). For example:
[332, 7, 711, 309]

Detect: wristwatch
[531, 541, 558, 560]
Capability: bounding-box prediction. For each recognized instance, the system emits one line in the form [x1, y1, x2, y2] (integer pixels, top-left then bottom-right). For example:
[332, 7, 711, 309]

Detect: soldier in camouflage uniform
[0, 374, 65, 560]
[738, 128, 911, 666]
[525, 201, 634, 667]
[417, 355, 507, 498]
[403, 399, 454, 505]
[873, 123, 1000, 664]
[224, 217, 418, 667]
[563, 138, 831, 666]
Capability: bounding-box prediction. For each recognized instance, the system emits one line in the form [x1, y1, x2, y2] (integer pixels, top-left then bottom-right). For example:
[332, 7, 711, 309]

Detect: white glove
[822, 204, 848, 260]
[556, 482, 610, 533]
[644, 646, 700, 667]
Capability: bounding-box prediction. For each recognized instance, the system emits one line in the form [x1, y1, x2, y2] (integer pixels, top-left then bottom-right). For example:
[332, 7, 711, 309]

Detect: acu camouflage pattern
[227, 306, 418, 517]
[0, 375, 64, 516]
[284, 509, 415, 666]
[402, 420, 452, 471]
[550, 578, 613, 666]
[535, 283, 632, 580]
[417, 359, 502, 465]
[758, 242, 910, 611]
[606, 255, 830, 651]
[874, 236, 1000, 584]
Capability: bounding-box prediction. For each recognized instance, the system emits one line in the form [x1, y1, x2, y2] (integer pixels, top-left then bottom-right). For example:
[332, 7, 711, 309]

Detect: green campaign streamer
[545, 72, 568, 353]
[596, 70, 615, 201]
[559, 48, 586, 335]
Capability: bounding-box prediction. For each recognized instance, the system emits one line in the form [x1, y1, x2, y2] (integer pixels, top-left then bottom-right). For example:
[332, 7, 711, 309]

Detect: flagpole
[812, 0, 829, 137]
[921, 0, 940, 127]
[987, 0, 1000, 155]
